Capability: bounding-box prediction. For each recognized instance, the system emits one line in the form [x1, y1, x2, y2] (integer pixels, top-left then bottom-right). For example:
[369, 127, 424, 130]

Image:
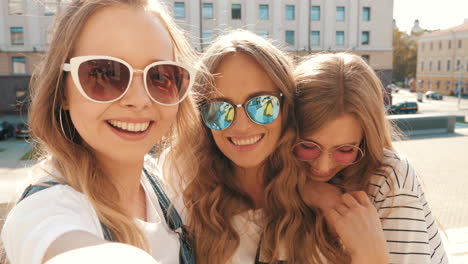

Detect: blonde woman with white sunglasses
[1, 0, 197, 263]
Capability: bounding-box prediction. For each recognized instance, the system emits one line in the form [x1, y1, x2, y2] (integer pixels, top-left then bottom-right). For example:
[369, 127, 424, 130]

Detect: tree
[392, 28, 418, 85]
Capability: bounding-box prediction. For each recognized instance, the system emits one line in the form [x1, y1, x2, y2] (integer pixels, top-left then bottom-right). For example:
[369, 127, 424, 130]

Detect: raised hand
[325, 191, 389, 264]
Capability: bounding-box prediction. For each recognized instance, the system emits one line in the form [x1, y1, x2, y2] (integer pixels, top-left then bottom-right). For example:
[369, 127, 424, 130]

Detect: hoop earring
[59, 107, 68, 140]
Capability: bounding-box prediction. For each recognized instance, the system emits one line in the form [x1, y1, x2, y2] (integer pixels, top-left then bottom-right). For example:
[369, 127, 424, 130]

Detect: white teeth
[108, 120, 150, 132]
[231, 135, 262, 146]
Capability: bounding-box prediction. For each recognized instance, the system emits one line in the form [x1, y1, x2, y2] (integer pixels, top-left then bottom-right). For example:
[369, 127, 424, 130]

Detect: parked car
[16, 122, 29, 139]
[390, 102, 418, 114]
[0, 121, 15, 140]
[425, 91, 443, 100]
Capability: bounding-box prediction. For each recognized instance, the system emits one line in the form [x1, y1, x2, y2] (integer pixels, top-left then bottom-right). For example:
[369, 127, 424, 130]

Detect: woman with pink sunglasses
[294, 53, 448, 263]
[1, 0, 196, 263]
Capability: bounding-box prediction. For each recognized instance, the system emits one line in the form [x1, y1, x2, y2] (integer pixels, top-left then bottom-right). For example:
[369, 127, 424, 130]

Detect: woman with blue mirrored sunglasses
[161, 30, 335, 263]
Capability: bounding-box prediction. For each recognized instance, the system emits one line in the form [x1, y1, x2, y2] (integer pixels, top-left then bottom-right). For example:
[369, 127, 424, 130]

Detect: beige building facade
[417, 21, 468, 95]
[164, 0, 394, 84]
[0, 0, 59, 76]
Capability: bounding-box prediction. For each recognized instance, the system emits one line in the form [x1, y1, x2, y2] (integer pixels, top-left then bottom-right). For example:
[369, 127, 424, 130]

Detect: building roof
[421, 22, 468, 38]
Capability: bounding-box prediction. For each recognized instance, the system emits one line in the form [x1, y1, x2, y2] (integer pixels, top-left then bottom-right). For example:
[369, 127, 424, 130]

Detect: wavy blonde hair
[23, 0, 197, 252]
[165, 30, 341, 263]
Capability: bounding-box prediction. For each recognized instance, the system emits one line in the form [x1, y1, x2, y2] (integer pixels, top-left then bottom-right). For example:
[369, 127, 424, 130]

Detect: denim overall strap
[143, 168, 196, 264]
[18, 181, 115, 241]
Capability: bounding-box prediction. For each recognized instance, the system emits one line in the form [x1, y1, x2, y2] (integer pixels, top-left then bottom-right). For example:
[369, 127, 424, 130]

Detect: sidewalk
[393, 128, 468, 263]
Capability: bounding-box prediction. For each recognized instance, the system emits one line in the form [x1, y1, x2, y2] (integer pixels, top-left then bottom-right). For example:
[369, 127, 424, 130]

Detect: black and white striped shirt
[368, 150, 448, 264]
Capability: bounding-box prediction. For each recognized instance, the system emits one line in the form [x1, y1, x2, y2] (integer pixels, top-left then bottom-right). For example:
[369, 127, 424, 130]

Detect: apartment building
[0, 0, 60, 113]
[164, 0, 394, 84]
[417, 21, 468, 95]
[0, 0, 60, 75]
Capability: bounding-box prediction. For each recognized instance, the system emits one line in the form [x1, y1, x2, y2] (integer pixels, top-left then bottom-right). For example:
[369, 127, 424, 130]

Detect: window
[10, 27, 24, 45]
[429, 61, 432, 71]
[421, 43, 425, 51]
[174, 2, 185, 18]
[448, 40, 451, 49]
[12, 57, 26, 74]
[447, 60, 451, 71]
[202, 30, 213, 43]
[285, 30, 295, 45]
[458, 40, 462, 48]
[44, 0, 58, 16]
[361, 55, 370, 62]
[311, 6, 320, 21]
[361, 31, 370, 45]
[285, 5, 295, 20]
[202, 3, 214, 19]
[231, 4, 241, 19]
[258, 30, 269, 38]
[8, 0, 23, 15]
[336, 7, 345, 21]
[259, 4, 269, 20]
[336, 31, 344, 45]
[456, 59, 461, 70]
[362, 7, 370, 21]
[439, 41, 442, 50]
[437, 60, 441, 71]
[436, 80, 441, 89]
[421, 61, 424, 71]
[430, 42, 433, 50]
[311, 31, 320, 46]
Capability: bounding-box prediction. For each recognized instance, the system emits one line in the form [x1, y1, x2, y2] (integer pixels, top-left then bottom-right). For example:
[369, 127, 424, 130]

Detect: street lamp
[456, 65, 464, 110]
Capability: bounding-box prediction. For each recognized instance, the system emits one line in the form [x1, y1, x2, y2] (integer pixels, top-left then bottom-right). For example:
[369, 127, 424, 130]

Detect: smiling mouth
[107, 120, 153, 133]
[228, 134, 264, 146]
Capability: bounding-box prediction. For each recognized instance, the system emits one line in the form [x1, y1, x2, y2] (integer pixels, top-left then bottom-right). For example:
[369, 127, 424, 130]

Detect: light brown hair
[165, 30, 339, 263]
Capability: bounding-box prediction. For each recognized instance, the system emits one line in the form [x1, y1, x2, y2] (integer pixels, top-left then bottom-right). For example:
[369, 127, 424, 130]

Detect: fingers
[349, 191, 372, 207]
[341, 193, 360, 209]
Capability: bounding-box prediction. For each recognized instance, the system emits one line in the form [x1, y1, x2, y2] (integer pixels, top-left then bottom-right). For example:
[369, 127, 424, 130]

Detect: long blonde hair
[294, 52, 396, 194]
[25, 0, 197, 251]
[165, 30, 338, 263]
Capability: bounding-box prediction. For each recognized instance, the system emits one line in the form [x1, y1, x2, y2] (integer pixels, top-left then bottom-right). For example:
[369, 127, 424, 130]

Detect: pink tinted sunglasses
[292, 141, 365, 165]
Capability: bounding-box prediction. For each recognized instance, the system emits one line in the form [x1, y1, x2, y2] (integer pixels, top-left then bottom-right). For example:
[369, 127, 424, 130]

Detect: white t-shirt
[1, 159, 180, 264]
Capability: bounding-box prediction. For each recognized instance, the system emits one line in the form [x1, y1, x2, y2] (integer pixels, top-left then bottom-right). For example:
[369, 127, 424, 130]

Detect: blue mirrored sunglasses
[200, 93, 282, 130]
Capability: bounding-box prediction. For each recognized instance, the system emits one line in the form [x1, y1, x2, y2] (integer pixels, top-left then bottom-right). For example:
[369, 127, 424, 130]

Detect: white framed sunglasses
[62, 55, 195, 105]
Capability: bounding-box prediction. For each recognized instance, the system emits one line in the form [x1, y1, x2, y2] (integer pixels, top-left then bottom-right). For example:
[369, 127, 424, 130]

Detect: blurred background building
[416, 20, 468, 96]
[164, 0, 394, 85]
[0, 0, 59, 113]
[0, 0, 395, 113]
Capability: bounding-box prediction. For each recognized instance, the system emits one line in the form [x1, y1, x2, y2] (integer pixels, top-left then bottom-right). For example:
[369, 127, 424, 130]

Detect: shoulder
[1, 184, 102, 264]
[369, 149, 420, 197]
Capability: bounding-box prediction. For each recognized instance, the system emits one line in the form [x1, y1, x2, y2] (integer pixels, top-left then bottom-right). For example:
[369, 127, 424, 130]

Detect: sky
[393, 0, 468, 33]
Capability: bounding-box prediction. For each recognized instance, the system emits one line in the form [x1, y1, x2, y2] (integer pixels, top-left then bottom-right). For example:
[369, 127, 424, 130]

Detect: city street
[391, 88, 468, 119]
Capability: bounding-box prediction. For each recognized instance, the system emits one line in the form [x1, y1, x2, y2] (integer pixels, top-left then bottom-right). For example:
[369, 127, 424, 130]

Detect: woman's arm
[44, 231, 159, 264]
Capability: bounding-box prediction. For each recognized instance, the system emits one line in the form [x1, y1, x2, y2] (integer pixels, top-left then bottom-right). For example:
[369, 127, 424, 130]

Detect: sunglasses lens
[78, 59, 130, 102]
[293, 142, 321, 161]
[201, 102, 234, 130]
[246, 95, 280, 125]
[333, 146, 362, 165]
[146, 64, 191, 104]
